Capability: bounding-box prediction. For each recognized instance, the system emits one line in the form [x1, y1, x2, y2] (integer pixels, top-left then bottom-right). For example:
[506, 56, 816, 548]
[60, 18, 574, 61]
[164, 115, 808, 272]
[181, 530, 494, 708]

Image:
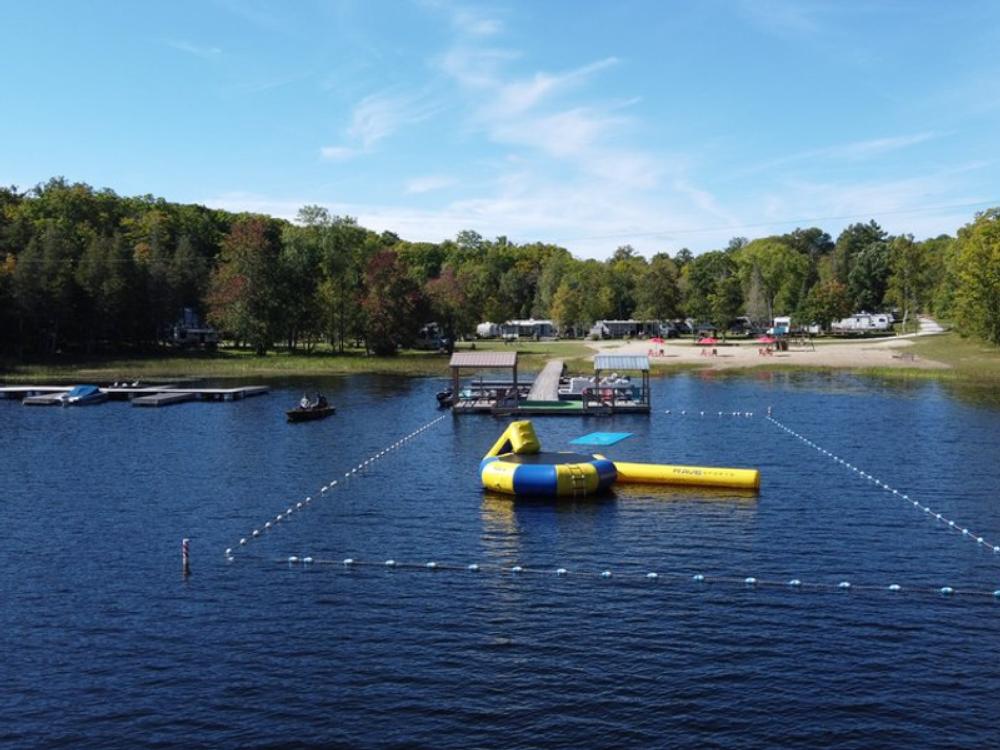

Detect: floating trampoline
[480, 420, 760, 497]
[480, 451, 618, 497]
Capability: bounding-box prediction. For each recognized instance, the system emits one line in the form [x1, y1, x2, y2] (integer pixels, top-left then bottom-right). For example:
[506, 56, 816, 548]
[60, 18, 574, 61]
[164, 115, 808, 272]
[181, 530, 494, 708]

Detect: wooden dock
[449, 353, 651, 416]
[526, 359, 564, 401]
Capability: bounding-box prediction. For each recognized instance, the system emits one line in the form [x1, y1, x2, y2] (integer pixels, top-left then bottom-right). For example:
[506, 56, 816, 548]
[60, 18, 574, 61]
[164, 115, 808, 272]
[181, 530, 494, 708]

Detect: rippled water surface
[2, 372, 999, 749]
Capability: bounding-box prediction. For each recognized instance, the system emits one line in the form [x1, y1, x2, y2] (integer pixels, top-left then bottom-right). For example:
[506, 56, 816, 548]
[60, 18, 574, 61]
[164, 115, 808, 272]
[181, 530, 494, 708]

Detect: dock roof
[593, 354, 650, 372]
[449, 351, 518, 368]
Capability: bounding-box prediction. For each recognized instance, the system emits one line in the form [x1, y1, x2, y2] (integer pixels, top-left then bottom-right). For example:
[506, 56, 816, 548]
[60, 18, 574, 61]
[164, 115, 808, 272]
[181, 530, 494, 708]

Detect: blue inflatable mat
[570, 432, 633, 447]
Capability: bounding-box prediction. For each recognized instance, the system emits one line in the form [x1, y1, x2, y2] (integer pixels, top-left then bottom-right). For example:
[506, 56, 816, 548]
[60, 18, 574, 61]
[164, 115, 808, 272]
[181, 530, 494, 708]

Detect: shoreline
[3, 323, 998, 386]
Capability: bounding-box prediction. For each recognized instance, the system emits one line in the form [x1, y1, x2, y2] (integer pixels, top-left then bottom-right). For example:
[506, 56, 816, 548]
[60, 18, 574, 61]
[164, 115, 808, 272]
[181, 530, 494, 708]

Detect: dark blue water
[2, 373, 999, 749]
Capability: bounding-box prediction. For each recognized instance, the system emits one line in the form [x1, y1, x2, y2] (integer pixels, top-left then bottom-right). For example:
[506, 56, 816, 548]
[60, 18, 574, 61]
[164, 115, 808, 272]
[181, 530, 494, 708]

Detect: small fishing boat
[57, 384, 108, 406]
[286, 394, 335, 422]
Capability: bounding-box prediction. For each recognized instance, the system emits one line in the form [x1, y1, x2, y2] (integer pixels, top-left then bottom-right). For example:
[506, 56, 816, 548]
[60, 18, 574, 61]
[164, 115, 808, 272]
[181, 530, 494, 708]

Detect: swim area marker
[275, 555, 1000, 602]
[224, 414, 448, 559]
[767, 413, 1000, 560]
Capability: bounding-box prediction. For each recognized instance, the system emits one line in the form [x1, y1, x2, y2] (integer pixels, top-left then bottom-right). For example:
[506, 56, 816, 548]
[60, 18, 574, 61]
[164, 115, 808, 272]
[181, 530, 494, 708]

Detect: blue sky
[2, 0, 998, 258]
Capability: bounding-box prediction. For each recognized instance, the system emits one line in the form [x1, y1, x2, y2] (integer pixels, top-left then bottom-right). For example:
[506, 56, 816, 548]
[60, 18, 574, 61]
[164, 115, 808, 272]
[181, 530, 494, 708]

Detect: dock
[131, 391, 198, 407]
[448, 352, 650, 416]
[2, 384, 269, 407]
[526, 359, 564, 401]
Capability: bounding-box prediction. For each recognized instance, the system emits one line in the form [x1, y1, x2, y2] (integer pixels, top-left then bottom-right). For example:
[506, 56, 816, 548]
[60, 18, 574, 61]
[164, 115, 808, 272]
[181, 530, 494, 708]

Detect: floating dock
[448, 352, 650, 416]
[1, 384, 269, 406]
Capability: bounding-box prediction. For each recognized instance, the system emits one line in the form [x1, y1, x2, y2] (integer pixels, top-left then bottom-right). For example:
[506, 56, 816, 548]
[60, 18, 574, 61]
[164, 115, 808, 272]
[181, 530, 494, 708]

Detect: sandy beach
[587, 318, 949, 371]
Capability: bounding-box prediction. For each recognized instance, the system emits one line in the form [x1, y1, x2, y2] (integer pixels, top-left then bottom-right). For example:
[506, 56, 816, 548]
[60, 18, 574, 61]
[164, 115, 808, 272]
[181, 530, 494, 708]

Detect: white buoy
[264, 522, 272, 529]
[427, 561, 438, 569]
[646, 572, 658, 580]
[296, 502, 303, 509]
[225, 548, 232, 556]
[744, 577, 757, 585]
[888, 584, 901, 592]
[343, 558, 354, 565]
[600, 570, 612, 578]
[385, 559, 396, 567]
[252, 530, 260, 537]
[838, 581, 851, 589]
[303, 557, 313, 564]
[788, 579, 801, 587]
[940, 586, 954, 595]
[556, 568, 568, 576]
[692, 574, 705, 582]
[468, 564, 480, 571]
[240, 538, 247, 545]
[511, 566, 523, 573]
[288, 556, 299, 563]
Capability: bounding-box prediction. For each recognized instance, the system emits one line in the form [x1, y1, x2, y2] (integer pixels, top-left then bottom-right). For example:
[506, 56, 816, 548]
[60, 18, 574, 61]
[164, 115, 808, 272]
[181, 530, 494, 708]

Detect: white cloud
[491, 57, 619, 115]
[166, 40, 222, 58]
[451, 7, 503, 36]
[320, 90, 441, 160]
[725, 131, 941, 181]
[319, 146, 357, 161]
[405, 175, 457, 194]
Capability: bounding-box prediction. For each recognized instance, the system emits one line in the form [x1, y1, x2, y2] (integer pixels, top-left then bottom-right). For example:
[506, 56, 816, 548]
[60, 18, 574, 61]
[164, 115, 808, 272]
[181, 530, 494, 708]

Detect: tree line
[1, 178, 998, 357]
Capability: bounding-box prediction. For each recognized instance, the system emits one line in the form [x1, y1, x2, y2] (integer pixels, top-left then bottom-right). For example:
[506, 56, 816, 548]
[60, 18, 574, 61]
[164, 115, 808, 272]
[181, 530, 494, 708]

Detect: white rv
[832, 312, 893, 333]
[476, 322, 500, 339]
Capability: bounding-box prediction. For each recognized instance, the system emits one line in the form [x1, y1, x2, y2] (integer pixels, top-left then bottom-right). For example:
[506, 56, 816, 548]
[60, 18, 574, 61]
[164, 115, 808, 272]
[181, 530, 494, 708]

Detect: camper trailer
[476, 322, 500, 339]
[831, 312, 893, 333]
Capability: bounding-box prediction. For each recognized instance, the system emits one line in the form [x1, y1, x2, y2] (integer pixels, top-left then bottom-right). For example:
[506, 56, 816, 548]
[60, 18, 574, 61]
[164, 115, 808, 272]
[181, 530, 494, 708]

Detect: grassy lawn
[0, 339, 599, 382]
[905, 332, 1000, 381]
[3, 333, 997, 386]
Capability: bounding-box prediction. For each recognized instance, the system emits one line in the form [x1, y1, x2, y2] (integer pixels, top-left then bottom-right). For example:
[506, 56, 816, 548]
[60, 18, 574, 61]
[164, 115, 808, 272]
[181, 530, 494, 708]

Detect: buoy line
[767, 414, 1000, 559]
[273, 556, 1000, 601]
[224, 414, 448, 560]
[664, 409, 757, 418]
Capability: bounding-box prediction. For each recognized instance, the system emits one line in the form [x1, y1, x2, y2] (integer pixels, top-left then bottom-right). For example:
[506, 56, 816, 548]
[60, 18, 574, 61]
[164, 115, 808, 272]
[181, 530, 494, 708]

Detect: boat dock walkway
[526, 359, 564, 401]
[448, 352, 651, 416]
[2, 384, 269, 406]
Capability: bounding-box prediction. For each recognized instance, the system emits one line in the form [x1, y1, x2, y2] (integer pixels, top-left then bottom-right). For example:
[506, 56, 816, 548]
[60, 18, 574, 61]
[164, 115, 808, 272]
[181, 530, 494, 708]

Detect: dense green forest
[1, 178, 998, 357]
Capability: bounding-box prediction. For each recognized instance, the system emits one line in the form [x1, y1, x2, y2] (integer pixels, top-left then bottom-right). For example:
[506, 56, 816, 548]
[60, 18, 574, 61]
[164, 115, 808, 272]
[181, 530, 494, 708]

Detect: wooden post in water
[182, 538, 191, 576]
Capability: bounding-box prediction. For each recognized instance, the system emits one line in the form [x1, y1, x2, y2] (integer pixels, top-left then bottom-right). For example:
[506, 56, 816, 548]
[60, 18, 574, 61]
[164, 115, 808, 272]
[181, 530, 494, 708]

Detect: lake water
[2, 372, 999, 749]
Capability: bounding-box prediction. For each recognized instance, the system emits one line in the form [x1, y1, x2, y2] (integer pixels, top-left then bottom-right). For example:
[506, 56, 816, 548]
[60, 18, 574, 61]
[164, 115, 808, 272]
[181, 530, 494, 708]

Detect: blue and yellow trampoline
[480, 452, 617, 497]
[480, 420, 760, 497]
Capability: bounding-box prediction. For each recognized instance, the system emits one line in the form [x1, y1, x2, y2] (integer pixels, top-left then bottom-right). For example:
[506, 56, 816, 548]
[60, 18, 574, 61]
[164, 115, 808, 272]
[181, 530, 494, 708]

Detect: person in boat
[300, 394, 311, 409]
[316, 394, 328, 408]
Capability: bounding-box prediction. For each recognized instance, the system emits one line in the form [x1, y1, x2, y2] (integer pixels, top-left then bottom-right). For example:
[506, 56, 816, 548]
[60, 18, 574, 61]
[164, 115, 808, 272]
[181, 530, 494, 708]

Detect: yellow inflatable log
[613, 461, 760, 490]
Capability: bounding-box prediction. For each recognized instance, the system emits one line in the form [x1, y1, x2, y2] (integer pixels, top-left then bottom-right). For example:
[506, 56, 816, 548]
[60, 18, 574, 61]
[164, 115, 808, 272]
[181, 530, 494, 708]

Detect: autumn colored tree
[207, 216, 284, 355]
[361, 249, 423, 355]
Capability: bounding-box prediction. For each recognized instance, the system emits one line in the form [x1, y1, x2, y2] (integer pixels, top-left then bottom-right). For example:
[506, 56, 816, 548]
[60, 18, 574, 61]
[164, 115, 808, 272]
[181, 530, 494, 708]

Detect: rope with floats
[767, 413, 1000, 559]
[274, 555, 1000, 601]
[224, 414, 448, 560]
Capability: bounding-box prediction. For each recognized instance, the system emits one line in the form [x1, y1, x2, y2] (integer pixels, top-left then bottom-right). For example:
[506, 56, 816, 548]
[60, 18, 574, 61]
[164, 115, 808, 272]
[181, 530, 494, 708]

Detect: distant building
[171, 308, 218, 349]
